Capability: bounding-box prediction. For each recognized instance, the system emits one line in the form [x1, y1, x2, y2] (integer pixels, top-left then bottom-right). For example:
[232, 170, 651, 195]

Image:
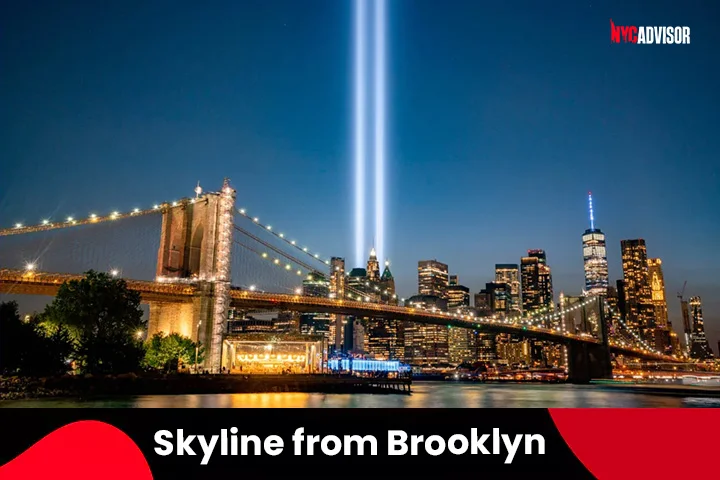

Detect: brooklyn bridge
[0, 179, 681, 382]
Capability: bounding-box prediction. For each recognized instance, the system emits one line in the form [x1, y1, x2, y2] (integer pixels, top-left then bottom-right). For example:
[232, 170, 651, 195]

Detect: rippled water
[3, 382, 720, 408]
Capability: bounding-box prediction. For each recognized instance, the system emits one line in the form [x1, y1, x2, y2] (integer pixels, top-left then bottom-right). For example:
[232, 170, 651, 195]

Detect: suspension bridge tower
[149, 179, 236, 372]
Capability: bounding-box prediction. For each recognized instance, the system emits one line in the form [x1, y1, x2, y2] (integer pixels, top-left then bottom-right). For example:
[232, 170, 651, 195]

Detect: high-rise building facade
[647, 258, 671, 352]
[404, 294, 449, 365]
[620, 239, 655, 342]
[521, 250, 554, 315]
[449, 274, 458, 286]
[329, 257, 346, 350]
[418, 260, 449, 298]
[447, 284, 470, 308]
[367, 247, 380, 282]
[582, 193, 609, 296]
[688, 296, 714, 360]
[329, 257, 346, 299]
[495, 264, 521, 312]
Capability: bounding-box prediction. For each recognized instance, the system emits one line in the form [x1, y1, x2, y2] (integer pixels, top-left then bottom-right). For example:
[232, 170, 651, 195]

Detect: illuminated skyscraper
[582, 193, 609, 296]
[521, 250, 554, 315]
[688, 296, 714, 360]
[447, 284, 470, 308]
[330, 257, 346, 298]
[418, 260, 449, 298]
[495, 264, 521, 312]
[329, 257, 347, 351]
[647, 258, 671, 352]
[449, 274, 458, 286]
[620, 239, 655, 342]
[367, 247, 380, 282]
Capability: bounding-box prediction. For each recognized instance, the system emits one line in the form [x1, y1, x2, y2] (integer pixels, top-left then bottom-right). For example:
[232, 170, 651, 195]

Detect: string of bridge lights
[236, 208, 332, 267]
[233, 239, 308, 278]
[604, 302, 668, 357]
[1, 198, 205, 237]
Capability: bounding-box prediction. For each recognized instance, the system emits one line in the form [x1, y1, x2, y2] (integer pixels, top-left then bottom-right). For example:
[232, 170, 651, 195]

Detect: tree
[42, 270, 146, 374]
[144, 332, 204, 373]
[0, 301, 74, 377]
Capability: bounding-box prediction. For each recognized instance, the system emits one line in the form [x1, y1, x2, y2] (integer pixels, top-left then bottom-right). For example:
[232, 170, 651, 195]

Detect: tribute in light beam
[373, 0, 386, 265]
[353, 0, 368, 268]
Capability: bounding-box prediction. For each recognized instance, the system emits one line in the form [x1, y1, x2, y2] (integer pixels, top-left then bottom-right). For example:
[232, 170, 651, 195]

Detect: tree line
[0, 270, 204, 377]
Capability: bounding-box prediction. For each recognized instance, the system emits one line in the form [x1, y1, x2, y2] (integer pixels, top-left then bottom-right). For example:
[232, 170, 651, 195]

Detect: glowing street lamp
[249, 285, 256, 292]
[25, 263, 35, 272]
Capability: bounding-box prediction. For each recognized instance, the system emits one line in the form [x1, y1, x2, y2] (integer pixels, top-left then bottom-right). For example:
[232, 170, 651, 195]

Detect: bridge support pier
[567, 342, 613, 384]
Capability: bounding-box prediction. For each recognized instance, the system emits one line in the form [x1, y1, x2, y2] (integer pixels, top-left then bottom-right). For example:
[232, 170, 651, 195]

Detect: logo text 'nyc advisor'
[610, 19, 690, 44]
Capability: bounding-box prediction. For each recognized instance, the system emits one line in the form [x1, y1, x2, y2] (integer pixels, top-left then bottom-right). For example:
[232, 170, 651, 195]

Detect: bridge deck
[0, 269, 680, 363]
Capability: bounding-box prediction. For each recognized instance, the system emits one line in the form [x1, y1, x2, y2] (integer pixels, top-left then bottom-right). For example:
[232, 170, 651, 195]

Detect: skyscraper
[620, 239, 655, 343]
[495, 264, 521, 312]
[329, 257, 346, 352]
[449, 274, 458, 286]
[379, 260, 396, 302]
[329, 257, 346, 299]
[647, 258, 671, 352]
[688, 296, 714, 360]
[582, 193, 609, 296]
[367, 247, 380, 282]
[447, 284, 470, 308]
[521, 250, 554, 315]
[418, 260, 449, 298]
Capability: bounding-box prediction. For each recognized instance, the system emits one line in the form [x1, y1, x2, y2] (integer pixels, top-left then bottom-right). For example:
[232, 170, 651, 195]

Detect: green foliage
[42, 270, 147, 374]
[0, 301, 74, 377]
[144, 332, 204, 373]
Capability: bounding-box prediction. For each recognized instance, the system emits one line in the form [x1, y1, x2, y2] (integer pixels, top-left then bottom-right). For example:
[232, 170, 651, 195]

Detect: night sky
[1, 1, 718, 349]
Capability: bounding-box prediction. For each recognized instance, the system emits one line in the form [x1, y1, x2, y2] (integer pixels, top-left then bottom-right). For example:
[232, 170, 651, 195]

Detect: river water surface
[2, 382, 720, 408]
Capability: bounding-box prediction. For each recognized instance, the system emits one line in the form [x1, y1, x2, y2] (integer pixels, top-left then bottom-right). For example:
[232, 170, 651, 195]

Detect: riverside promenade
[0, 374, 412, 400]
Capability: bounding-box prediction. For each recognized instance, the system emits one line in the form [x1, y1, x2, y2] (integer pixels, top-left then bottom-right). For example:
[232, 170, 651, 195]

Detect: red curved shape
[550, 409, 720, 479]
[0, 420, 152, 480]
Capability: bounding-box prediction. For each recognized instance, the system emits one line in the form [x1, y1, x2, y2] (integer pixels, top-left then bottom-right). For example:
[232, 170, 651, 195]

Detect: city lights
[25, 263, 35, 271]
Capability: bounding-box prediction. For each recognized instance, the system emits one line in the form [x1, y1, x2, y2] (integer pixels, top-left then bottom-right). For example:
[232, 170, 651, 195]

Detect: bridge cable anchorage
[235, 208, 331, 266]
[0, 198, 199, 237]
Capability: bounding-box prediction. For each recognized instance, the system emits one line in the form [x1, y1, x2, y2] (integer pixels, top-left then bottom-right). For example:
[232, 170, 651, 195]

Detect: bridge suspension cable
[0, 197, 199, 237]
[233, 225, 323, 275]
[232, 225, 371, 300]
[236, 208, 332, 266]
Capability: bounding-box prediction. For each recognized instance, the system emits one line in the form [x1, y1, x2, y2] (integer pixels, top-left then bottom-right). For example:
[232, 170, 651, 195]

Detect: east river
[2, 382, 720, 408]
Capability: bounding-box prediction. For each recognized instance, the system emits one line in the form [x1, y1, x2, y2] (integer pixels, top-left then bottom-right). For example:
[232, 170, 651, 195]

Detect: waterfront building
[688, 296, 714, 360]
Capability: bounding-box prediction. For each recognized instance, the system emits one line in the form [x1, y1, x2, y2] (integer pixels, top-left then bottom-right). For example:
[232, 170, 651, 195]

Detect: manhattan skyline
[1, 1, 718, 348]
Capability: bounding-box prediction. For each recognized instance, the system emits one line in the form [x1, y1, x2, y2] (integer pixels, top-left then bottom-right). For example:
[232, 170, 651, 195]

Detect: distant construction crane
[677, 281, 691, 354]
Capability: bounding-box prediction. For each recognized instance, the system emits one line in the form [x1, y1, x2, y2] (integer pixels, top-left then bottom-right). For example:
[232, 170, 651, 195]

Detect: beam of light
[353, 0, 368, 267]
[373, 0, 386, 265]
[588, 191, 595, 230]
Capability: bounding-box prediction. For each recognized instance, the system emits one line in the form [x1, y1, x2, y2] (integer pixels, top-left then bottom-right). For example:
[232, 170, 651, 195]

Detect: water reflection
[2, 382, 718, 408]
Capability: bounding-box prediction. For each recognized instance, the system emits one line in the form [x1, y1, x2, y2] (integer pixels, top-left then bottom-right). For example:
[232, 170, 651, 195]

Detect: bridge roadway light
[295, 288, 302, 294]
[249, 285, 256, 291]
[42, 219, 49, 225]
[14, 223, 22, 229]
[25, 263, 35, 271]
